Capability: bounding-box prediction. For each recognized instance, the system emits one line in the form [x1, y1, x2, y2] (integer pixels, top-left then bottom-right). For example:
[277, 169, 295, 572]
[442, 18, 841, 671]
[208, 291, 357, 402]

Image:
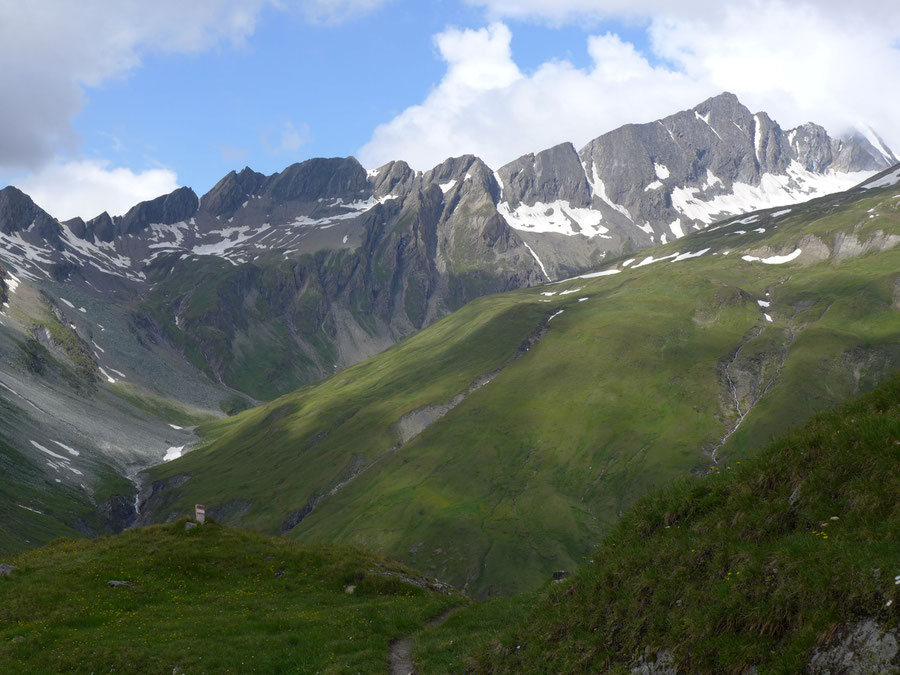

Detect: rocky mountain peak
[369, 160, 415, 199]
[87, 212, 116, 243]
[267, 157, 370, 203]
[115, 186, 199, 237]
[201, 167, 267, 219]
[498, 142, 591, 210]
[0, 185, 62, 247]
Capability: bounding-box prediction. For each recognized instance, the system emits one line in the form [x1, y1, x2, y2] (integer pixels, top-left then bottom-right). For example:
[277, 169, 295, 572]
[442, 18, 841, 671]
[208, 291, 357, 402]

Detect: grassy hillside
[472, 372, 900, 673]
[4, 372, 895, 674]
[0, 521, 461, 673]
[145, 181, 900, 596]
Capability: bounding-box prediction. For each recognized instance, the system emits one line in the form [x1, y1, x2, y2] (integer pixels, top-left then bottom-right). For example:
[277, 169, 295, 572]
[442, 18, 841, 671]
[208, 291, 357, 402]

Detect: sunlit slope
[145, 179, 900, 596]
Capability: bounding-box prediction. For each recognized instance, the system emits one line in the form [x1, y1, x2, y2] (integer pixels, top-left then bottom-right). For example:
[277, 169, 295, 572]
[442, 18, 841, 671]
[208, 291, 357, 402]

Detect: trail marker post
[195, 504, 205, 524]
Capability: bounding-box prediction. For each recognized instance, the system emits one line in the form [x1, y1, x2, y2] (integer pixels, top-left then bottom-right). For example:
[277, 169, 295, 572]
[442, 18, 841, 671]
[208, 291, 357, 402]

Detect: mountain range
[0, 92, 897, 586]
[0, 93, 894, 403]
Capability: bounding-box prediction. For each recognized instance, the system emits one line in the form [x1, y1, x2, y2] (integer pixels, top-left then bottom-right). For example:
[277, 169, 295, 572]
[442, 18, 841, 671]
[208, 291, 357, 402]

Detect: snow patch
[522, 241, 551, 281]
[553, 268, 620, 284]
[732, 215, 760, 226]
[52, 440, 79, 456]
[163, 446, 185, 462]
[757, 300, 770, 308]
[695, 111, 722, 140]
[5, 272, 20, 293]
[672, 248, 711, 262]
[764, 313, 773, 323]
[753, 114, 765, 162]
[593, 176, 633, 221]
[672, 162, 873, 224]
[633, 253, 679, 268]
[60, 298, 75, 309]
[17, 503, 43, 515]
[703, 170, 722, 189]
[654, 163, 670, 179]
[499, 199, 610, 238]
[439, 179, 457, 194]
[741, 248, 802, 265]
[862, 167, 900, 189]
[31, 440, 68, 461]
[547, 309, 564, 323]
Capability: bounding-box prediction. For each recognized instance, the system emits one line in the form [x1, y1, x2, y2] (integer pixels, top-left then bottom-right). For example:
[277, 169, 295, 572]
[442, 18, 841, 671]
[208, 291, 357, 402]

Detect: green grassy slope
[1, 366, 897, 674]
[0, 521, 461, 674]
[145, 182, 900, 596]
[473, 372, 900, 673]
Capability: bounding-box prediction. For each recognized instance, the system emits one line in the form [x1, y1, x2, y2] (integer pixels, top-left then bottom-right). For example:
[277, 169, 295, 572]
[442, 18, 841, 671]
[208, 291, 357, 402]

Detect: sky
[1, 0, 898, 221]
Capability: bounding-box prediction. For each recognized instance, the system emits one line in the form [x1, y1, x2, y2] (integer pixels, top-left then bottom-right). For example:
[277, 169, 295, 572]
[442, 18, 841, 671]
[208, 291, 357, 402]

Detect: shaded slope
[475, 373, 900, 673]
[142, 179, 900, 596]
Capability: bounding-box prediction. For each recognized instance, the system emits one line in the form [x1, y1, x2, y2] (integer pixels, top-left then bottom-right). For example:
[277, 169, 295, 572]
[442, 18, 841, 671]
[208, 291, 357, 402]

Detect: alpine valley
[1, 92, 899, 671]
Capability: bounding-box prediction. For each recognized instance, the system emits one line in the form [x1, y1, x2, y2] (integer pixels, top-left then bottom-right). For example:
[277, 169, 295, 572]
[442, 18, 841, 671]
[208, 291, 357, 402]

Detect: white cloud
[362, 2, 900, 170]
[359, 24, 706, 170]
[15, 160, 180, 221]
[467, 0, 900, 25]
[0, 1, 271, 171]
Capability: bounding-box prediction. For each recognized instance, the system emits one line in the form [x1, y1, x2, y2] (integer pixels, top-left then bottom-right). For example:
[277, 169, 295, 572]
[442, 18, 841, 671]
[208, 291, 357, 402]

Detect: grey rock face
[630, 648, 677, 675]
[498, 142, 592, 209]
[0, 186, 63, 248]
[201, 167, 267, 219]
[0, 563, 17, 576]
[808, 619, 899, 674]
[267, 156, 369, 203]
[369, 160, 416, 199]
[116, 186, 199, 236]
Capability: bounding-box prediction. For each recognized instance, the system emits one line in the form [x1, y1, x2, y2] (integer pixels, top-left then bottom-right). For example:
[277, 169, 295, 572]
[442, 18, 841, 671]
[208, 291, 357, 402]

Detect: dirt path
[388, 606, 462, 675]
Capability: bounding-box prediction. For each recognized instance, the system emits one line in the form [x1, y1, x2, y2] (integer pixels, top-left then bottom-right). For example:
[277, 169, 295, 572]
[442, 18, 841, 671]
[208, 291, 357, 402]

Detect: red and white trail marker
[195, 504, 205, 524]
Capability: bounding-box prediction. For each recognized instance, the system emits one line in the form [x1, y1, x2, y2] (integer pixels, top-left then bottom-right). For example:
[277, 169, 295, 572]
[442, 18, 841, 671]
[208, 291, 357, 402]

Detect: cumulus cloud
[361, 1, 900, 170]
[0, 1, 273, 172]
[15, 160, 180, 221]
[358, 24, 706, 169]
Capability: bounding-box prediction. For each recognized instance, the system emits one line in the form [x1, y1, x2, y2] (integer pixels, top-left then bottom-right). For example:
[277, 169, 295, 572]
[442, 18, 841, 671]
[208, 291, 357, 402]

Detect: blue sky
[71, 2, 647, 192]
[1, 1, 898, 219]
